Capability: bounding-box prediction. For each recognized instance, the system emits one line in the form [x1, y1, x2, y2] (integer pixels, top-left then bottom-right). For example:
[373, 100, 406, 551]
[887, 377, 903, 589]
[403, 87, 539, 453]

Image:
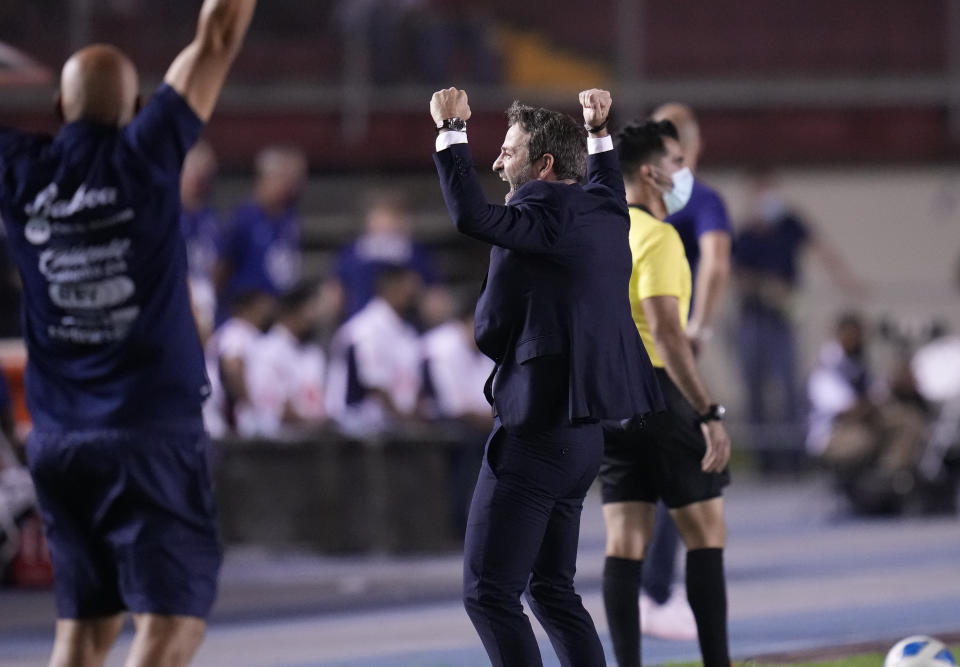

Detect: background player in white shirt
[325, 265, 424, 437]
[244, 282, 328, 438]
[203, 290, 275, 438]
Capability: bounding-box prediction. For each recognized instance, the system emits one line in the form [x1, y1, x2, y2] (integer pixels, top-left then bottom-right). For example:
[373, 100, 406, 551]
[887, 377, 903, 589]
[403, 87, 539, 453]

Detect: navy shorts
[26, 428, 222, 619]
[600, 368, 730, 509]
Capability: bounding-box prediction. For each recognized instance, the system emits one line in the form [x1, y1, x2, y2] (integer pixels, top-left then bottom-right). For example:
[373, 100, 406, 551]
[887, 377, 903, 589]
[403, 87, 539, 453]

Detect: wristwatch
[697, 404, 726, 424]
[436, 117, 467, 133]
[584, 119, 608, 134]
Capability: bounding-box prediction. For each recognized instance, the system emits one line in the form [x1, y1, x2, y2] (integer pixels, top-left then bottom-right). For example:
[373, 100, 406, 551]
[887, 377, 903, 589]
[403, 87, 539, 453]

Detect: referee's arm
[641, 295, 731, 473]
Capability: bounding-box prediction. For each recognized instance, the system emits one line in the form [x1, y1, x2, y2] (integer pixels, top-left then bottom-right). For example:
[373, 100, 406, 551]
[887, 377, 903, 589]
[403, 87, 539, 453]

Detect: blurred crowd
[173, 142, 494, 444]
[807, 313, 960, 515]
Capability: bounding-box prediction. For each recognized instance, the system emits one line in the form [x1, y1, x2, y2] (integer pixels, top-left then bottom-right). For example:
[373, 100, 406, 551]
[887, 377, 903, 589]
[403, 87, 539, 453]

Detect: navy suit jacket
[434, 142, 664, 432]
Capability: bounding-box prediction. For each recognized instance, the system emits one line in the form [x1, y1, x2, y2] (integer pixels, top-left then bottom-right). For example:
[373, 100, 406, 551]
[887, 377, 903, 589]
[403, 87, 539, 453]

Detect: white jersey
[325, 297, 421, 437]
[421, 321, 493, 419]
[203, 317, 261, 438]
[243, 323, 326, 439]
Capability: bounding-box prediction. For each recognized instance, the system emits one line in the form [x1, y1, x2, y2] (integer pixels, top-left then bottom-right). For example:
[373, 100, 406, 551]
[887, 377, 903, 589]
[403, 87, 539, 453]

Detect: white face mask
[663, 166, 694, 215]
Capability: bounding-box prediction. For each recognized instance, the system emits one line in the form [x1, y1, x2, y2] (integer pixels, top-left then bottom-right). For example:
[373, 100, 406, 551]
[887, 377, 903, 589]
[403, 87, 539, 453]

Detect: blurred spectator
[325, 265, 424, 437]
[203, 291, 276, 439]
[0, 228, 20, 338]
[0, 370, 35, 576]
[807, 313, 880, 459]
[215, 146, 307, 323]
[652, 103, 731, 355]
[421, 290, 494, 536]
[421, 295, 492, 427]
[244, 282, 328, 439]
[334, 191, 439, 319]
[733, 170, 863, 472]
[807, 312, 930, 514]
[180, 141, 221, 341]
[418, 282, 457, 331]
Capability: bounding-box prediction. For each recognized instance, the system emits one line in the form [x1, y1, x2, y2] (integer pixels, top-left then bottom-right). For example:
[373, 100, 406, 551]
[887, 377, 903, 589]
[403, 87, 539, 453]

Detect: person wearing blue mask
[633, 102, 734, 639]
[652, 103, 731, 356]
[0, 1, 256, 664]
[600, 118, 732, 667]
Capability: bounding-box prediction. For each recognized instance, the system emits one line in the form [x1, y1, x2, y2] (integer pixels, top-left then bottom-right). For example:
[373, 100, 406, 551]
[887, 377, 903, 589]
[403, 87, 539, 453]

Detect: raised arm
[434, 144, 565, 253]
[580, 89, 626, 202]
[164, 0, 257, 122]
[431, 88, 565, 253]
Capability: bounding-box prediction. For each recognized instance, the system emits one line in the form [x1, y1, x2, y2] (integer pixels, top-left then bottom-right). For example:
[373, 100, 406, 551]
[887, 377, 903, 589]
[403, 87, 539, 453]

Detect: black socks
[686, 548, 729, 667]
[603, 556, 643, 667]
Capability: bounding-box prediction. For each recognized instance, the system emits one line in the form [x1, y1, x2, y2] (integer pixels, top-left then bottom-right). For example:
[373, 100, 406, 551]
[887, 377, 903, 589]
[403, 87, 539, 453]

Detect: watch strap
[697, 404, 725, 424]
[436, 117, 467, 134]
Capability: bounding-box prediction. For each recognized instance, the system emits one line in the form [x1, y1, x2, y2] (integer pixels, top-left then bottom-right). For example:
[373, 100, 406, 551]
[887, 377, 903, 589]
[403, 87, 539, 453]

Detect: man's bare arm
[688, 231, 731, 348]
[642, 295, 731, 472]
[164, 0, 257, 122]
[643, 295, 712, 413]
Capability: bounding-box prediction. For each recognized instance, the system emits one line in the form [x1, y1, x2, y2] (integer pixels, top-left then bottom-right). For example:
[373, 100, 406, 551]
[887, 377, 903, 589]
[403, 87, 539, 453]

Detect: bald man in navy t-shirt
[0, 2, 255, 665]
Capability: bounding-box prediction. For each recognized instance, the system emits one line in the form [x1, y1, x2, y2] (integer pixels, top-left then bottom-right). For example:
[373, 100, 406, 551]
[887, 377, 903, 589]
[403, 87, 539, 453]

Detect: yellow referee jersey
[627, 205, 692, 368]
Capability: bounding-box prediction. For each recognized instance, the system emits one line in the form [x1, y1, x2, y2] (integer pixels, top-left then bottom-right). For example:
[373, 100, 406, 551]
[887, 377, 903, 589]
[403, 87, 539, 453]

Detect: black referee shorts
[600, 368, 730, 509]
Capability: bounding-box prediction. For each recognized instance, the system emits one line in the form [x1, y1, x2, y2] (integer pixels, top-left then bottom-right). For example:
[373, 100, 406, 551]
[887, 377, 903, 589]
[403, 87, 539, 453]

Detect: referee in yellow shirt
[600, 119, 732, 667]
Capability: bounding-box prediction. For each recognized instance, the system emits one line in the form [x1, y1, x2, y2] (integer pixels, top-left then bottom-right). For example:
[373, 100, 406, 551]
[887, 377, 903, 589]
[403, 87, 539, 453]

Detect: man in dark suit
[430, 87, 664, 667]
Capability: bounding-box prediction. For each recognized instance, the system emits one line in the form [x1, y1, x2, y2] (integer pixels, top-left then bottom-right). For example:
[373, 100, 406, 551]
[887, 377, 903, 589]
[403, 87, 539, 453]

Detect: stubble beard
[500, 166, 532, 204]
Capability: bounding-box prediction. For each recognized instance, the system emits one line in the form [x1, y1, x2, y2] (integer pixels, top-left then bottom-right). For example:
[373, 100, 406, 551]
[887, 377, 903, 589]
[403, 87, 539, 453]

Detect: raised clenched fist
[430, 88, 472, 127]
[579, 89, 612, 131]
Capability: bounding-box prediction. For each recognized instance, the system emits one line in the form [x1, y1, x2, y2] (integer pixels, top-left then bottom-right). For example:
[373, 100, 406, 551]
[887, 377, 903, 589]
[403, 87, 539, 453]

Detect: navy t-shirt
[733, 213, 810, 285]
[335, 235, 438, 318]
[665, 178, 732, 280]
[217, 201, 300, 317]
[0, 84, 208, 432]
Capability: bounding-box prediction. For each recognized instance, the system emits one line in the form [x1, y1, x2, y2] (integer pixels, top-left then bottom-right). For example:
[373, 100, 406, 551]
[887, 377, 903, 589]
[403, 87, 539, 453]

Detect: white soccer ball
[885, 636, 957, 667]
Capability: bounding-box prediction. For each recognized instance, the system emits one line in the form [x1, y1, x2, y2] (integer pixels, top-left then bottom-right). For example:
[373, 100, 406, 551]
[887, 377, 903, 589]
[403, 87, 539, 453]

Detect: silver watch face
[445, 117, 466, 132]
[715, 404, 727, 419]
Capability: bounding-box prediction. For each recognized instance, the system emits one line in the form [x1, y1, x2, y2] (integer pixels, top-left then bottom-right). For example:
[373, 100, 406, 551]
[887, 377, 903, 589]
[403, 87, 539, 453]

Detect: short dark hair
[506, 101, 587, 182]
[278, 280, 318, 314]
[615, 119, 679, 179]
[230, 289, 272, 314]
[374, 263, 419, 295]
[835, 310, 865, 333]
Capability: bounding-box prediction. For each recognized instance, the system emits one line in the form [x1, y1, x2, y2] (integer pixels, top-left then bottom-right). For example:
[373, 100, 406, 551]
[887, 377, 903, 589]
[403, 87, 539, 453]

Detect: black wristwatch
[696, 404, 726, 424]
[436, 117, 467, 133]
[584, 119, 608, 134]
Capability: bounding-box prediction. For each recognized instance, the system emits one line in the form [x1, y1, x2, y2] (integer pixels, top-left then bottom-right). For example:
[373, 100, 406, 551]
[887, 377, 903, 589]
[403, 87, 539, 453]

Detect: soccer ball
[885, 636, 957, 667]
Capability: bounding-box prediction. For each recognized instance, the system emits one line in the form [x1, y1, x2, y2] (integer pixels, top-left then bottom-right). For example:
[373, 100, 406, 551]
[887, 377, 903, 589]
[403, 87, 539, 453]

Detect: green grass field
[668, 644, 959, 666]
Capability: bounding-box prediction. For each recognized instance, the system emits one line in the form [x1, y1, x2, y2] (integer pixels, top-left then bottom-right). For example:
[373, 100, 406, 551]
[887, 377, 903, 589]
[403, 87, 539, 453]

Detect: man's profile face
[650, 136, 685, 190]
[493, 124, 534, 203]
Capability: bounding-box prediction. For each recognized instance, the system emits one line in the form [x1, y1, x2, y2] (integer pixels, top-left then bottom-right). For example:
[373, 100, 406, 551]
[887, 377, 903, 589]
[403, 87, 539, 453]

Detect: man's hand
[700, 420, 731, 473]
[430, 88, 471, 127]
[685, 320, 713, 358]
[579, 88, 612, 133]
